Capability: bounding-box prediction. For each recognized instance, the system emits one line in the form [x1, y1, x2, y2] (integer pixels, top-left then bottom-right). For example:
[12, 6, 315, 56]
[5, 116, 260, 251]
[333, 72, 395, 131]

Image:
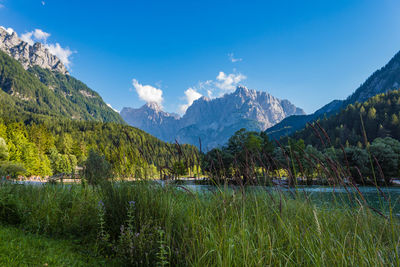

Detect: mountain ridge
[121, 86, 305, 149]
[266, 49, 400, 139]
[0, 48, 123, 123]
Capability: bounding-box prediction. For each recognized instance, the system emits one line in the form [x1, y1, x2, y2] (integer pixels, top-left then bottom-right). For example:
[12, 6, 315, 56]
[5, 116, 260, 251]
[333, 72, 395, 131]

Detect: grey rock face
[0, 27, 68, 74]
[121, 86, 305, 149]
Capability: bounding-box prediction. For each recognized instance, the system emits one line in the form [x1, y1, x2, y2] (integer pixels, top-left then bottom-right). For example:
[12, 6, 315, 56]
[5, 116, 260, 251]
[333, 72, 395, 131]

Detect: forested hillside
[291, 90, 400, 148]
[0, 50, 123, 123]
[0, 115, 199, 178]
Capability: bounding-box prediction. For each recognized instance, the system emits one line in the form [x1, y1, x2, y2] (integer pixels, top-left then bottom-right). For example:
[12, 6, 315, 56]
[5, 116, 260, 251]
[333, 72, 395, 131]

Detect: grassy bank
[0, 182, 398, 266]
[0, 225, 114, 266]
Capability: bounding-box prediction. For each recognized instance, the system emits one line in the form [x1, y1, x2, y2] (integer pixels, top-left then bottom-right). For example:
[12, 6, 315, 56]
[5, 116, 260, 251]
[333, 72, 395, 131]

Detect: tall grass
[0, 182, 398, 266]
[0, 184, 99, 240]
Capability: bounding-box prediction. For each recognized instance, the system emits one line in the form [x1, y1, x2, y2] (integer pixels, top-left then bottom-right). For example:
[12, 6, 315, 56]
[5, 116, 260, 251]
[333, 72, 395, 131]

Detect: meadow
[0, 181, 398, 266]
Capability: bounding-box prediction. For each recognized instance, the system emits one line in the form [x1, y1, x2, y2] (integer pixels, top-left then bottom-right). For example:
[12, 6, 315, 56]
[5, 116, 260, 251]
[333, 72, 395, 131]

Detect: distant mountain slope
[121, 102, 180, 141]
[266, 100, 343, 139]
[121, 86, 305, 149]
[266, 50, 400, 139]
[0, 50, 124, 123]
[346, 51, 400, 104]
[291, 89, 400, 147]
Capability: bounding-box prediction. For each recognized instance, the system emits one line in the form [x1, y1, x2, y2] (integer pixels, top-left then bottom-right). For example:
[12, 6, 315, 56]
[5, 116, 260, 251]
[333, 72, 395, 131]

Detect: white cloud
[179, 88, 202, 114]
[207, 90, 213, 98]
[228, 53, 242, 63]
[33, 29, 50, 42]
[0, 4, 4, 9]
[45, 43, 74, 68]
[132, 79, 163, 106]
[107, 103, 119, 113]
[182, 71, 247, 105]
[41, 1, 46, 5]
[215, 71, 246, 91]
[0, 26, 14, 35]
[4, 27, 14, 35]
[177, 71, 246, 113]
[21, 29, 50, 44]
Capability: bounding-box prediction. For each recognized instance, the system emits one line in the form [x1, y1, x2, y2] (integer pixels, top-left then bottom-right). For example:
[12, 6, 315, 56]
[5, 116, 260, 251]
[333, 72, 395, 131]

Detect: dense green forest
[291, 90, 400, 148]
[0, 50, 123, 123]
[0, 116, 199, 178]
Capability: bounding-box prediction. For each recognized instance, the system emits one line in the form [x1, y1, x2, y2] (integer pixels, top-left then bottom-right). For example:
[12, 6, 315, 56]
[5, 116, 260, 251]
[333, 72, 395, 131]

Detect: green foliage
[339, 146, 370, 184]
[292, 90, 400, 148]
[0, 137, 8, 161]
[202, 148, 233, 181]
[0, 162, 26, 178]
[0, 116, 199, 179]
[83, 149, 112, 185]
[171, 161, 187, 178]
[205, 124, 400, 184]
[369, 137, 400, 182]
[203, 128, 275, 183]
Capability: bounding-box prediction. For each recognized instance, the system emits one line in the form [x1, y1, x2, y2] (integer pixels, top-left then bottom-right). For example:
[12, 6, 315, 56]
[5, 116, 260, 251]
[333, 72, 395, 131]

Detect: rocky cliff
[0, 27, 68, 74]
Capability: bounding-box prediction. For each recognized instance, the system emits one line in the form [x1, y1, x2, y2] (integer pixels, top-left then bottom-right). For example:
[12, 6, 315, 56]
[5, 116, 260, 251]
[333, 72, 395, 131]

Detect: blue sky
[1, 0, 400, 114]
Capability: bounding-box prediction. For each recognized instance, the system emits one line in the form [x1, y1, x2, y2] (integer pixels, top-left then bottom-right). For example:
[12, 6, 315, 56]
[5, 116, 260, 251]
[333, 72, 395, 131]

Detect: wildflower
[129, 200, 135, 207]
[98, 200, 104, 209]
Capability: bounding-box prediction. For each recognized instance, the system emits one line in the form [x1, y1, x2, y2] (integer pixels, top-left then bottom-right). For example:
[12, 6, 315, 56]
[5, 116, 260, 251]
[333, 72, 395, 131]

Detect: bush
[0, 162, 26, 178]
[0, 187, 21, 225]
[83, 149, 112, 185]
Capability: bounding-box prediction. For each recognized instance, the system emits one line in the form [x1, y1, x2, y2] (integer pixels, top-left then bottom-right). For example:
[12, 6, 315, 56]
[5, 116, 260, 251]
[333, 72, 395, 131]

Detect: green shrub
[83, 149, 112, 185]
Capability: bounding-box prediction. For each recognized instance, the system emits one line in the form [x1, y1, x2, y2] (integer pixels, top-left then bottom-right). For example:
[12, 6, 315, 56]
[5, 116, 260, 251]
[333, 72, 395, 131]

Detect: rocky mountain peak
[198, 96, 211, 102]
[235, 85, 249, 94]
[0, 26, 68, 74]
[144, 102, 163, 112]
[121, 86, 305, 149]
